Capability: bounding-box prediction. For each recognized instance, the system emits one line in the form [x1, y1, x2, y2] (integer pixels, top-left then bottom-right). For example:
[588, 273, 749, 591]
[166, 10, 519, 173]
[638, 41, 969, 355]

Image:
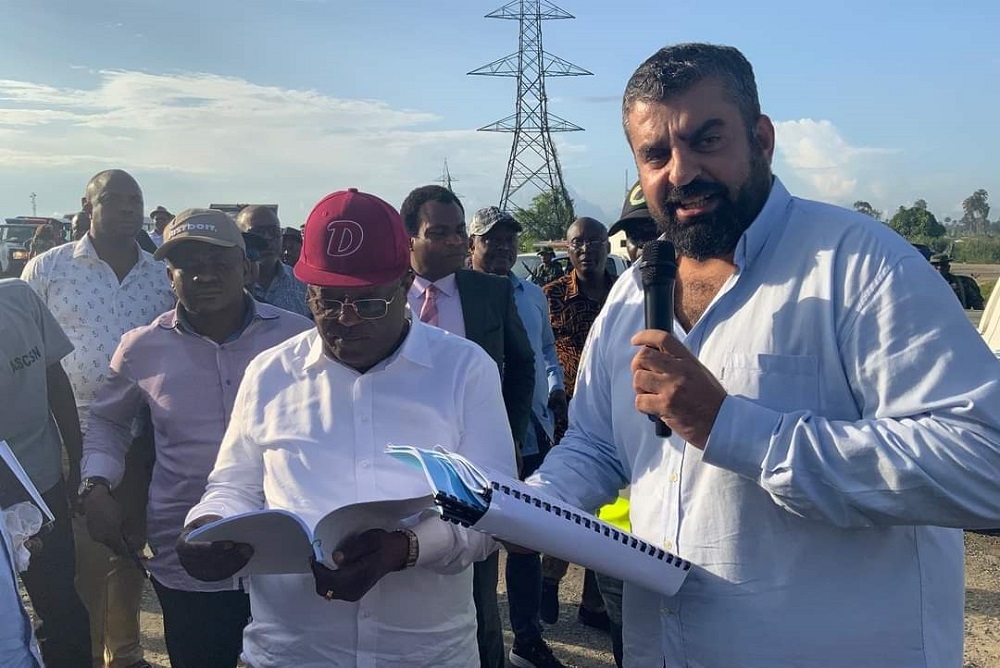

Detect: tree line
[854, 189, 1000, 263]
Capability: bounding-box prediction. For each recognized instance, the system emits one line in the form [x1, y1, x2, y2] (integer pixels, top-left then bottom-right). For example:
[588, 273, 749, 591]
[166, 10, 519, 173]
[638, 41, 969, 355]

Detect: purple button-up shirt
[82, 300, 312, 591]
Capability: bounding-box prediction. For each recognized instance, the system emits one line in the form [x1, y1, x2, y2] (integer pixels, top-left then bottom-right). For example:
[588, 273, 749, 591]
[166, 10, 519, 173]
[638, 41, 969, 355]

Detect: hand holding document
[387, 444, 693, 597]
[186, 495, 433, 575]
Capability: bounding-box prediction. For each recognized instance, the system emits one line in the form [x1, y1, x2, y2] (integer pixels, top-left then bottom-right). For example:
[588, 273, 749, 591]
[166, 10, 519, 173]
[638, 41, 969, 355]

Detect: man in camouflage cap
[608, 180, 659, 264]
[930, 253, 984, 309]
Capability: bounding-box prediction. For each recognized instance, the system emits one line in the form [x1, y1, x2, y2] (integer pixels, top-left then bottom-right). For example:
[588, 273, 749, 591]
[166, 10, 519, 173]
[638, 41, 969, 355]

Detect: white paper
[187, 495, 434, 575]
[386, 445, 692, 598]
[188, 509, 317, 574]
[475, 475, 691, 597]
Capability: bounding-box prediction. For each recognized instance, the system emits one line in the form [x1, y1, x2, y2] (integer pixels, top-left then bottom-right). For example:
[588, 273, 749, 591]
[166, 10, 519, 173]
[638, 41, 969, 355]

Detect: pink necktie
[419, 284, 439, 326]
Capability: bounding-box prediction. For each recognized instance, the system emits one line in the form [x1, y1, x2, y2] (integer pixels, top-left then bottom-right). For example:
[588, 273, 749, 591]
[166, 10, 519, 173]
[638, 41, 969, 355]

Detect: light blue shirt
[0, 522, 42, 667]
[510, 273, 565, 456]
[528, 178, 1000, 667]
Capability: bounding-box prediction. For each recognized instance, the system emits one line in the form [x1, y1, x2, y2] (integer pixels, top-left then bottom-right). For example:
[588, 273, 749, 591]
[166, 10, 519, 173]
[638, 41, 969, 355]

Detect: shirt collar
[411, 272, 458, 298]
[733, 176, 792, 271]
[164, 293, 272, 340]
[73, 234, 158, 267]
[303, 317, 434, 373]
[565, 269, 614, 300]
[508, 272, 524, 292]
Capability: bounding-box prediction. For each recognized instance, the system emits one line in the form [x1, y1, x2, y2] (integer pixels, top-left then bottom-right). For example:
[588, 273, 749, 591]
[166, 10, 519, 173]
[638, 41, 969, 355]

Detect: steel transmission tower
[469, 1, 591, 211]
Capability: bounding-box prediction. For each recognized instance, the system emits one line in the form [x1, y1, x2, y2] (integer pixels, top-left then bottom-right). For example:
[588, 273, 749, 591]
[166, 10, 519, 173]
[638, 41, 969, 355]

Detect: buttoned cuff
[701, 395, 781, 481]
[80, 451, 125, 489]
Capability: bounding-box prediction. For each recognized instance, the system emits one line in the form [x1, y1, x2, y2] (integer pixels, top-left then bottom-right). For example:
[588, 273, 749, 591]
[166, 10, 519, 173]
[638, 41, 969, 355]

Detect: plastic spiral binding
[434, 483, 691, 572]
[434, 489, 491, 527]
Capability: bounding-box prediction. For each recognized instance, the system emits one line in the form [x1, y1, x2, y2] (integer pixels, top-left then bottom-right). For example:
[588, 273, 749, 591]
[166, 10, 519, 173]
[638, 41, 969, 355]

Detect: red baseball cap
[294, 188, 410, 288]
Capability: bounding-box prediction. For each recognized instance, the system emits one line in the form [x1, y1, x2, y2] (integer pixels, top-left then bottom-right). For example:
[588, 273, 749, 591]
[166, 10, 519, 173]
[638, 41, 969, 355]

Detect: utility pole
[469, 1, 591, 212]
[30, 192, 37, 216]
[435, 159, 460, 196]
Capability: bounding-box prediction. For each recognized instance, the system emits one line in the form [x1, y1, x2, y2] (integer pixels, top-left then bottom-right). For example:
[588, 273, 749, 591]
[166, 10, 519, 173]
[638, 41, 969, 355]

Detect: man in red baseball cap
[177, 188, 518, 667]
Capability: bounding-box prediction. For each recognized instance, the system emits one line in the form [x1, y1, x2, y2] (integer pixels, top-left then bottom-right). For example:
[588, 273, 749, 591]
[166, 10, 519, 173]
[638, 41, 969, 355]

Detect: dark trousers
[151, 578, 250, 668]
[595, 572, 624, 668]
[505, 451, 545, 645]
[19, 478, 92, 668]
[473, 551, 504, 668]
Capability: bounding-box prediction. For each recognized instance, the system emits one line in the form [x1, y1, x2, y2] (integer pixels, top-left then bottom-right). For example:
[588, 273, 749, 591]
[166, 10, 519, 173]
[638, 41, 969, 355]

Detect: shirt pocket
[719, 353, 820, 413]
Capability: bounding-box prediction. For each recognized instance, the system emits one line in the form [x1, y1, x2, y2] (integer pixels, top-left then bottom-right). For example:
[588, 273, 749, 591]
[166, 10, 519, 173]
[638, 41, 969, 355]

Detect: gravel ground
[17, 534, 998, 666]
[125, 537, 998, 668]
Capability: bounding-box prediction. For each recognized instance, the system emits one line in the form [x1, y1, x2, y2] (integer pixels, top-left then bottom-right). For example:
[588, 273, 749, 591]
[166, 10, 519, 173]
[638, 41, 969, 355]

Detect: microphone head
[639, 240, 677, 287]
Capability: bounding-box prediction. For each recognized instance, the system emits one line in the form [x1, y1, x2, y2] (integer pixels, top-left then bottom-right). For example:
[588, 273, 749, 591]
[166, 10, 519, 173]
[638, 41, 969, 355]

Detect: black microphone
[639, 240, 677, 438]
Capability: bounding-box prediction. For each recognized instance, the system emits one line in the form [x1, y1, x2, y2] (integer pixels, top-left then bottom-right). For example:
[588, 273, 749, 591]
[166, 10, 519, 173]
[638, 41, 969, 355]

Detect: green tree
[889, 204, 946, 239]
[961, 189, 990, 236]
[513, 189, 576, 244]
[852, 200, 882, 221]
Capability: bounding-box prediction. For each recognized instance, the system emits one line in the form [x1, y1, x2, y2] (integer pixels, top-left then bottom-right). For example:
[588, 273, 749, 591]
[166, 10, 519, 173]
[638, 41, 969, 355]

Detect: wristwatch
[77, 476, 111, 499]
[395, 528, 419, 570]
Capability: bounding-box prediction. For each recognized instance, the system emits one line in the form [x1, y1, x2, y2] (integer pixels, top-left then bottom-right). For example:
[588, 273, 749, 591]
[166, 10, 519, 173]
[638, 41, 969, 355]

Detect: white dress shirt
[408, 273, 465, 337]
[186, 320, 517, 667]
[528, 178, 1000, 667]
[21, 236, 175, 431]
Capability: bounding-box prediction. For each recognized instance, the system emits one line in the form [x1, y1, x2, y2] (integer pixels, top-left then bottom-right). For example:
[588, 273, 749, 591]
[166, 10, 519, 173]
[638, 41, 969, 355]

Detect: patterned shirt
[543, 270, 616, 400]
[251, 262, 310, 318]
[21, 236, 175, 431]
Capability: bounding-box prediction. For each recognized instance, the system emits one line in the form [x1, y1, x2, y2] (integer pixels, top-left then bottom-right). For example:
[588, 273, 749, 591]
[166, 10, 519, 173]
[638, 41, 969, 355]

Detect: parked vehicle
[0, 224, 40, 275]
[513, 251, 630, 284]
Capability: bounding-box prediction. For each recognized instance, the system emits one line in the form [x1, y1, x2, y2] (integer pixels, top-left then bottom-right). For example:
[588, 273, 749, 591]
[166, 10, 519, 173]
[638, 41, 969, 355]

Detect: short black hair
[623, 43, 761, 139]
[400, 185, 464, 236]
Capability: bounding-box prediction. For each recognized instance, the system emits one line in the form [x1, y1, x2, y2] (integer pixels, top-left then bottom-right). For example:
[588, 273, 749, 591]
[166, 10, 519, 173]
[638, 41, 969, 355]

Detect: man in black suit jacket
[402, 185, 535, 668]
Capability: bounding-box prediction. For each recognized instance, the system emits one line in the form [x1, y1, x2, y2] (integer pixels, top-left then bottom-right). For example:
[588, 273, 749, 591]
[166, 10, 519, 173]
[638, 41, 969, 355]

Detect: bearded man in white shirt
[176, 188, 518, 668]
[526, 43, 1000, 667]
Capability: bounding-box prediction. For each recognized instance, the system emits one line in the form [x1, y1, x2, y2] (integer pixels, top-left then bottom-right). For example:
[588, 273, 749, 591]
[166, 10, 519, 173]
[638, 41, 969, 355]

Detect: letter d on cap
[326, 220, 365, 257]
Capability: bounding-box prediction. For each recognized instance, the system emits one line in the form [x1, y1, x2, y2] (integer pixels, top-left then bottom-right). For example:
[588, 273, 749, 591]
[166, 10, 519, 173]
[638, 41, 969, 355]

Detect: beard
[649, 147, 773, 261]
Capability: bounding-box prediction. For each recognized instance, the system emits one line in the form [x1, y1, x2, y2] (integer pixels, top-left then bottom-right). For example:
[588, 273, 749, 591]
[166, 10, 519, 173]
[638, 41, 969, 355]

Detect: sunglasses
[309, 293, 398, 320]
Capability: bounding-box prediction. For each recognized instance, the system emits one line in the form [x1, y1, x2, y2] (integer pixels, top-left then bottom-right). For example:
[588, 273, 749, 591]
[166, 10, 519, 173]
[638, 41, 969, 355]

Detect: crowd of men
[1, 42, 998, 668]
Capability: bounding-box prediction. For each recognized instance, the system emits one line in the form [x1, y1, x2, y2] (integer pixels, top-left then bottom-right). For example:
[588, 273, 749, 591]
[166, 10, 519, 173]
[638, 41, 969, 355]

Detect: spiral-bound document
[387, 444, 692, 597]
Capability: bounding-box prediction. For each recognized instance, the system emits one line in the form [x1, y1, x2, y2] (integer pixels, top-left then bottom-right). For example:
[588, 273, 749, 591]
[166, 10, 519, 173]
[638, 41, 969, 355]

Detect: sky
[1, 0, 998, 227]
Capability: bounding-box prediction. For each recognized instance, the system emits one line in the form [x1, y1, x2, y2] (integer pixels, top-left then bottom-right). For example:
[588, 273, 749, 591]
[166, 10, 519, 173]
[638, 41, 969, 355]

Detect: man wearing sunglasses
[79, 209, 311, 668]
[178, 188, 518, 667]
[236, 205, 310, 318]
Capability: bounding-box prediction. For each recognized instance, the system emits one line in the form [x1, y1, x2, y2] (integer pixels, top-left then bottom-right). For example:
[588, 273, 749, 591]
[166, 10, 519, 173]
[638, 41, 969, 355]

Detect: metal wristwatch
[396, 528, 419, 570]
[77, 476, 111, 499]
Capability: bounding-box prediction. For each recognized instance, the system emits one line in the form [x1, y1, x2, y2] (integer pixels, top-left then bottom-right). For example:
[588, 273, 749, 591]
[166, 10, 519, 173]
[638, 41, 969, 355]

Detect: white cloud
[0, 70, 514, 217]
[773, 119, 895, 204]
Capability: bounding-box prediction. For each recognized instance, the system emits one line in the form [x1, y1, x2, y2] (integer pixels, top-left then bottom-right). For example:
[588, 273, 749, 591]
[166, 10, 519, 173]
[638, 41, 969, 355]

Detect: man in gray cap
[80, 209, 311, 668]
[469, 206, 568, 668]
